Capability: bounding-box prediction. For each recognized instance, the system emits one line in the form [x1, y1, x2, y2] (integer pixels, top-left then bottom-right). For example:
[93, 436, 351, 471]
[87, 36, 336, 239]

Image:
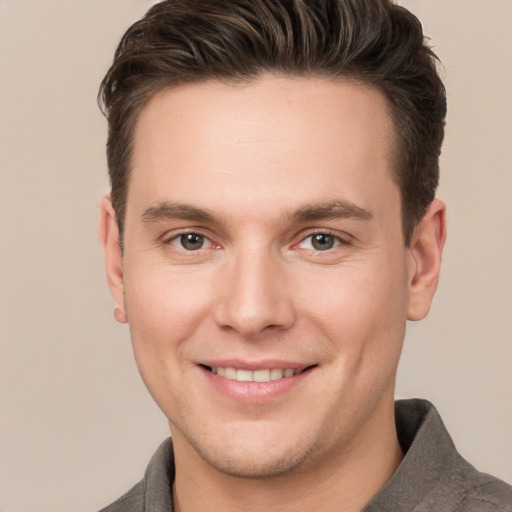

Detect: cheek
[296, 257, 409, 356]
[124, 263, 214, 340]
[122, 264, 217, 400]
[122, 265, 213, 414]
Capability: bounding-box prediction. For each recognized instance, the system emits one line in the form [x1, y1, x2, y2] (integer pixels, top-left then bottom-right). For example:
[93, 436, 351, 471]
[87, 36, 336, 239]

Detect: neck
[171, 399, 403, 512]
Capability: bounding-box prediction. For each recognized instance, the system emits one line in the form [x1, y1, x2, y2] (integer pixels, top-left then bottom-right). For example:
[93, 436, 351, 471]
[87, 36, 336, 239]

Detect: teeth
[253, 369, 271, 382]
[210, 366, 301, 382]
[224, 367, 236, 380]
[236, 369, 253, 382]
[270, 369, 284, 380]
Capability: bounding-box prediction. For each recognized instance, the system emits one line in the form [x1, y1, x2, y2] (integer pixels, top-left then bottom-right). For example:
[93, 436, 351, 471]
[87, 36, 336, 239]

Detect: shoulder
[96, 438, 174, 512]
[449, 470, 512, 512]
[389, 400, 512, 512]
[97, 480, 145, 512]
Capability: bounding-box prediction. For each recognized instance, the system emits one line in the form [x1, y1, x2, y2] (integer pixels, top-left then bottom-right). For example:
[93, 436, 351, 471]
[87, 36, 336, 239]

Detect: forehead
[128, 75, 398, 221]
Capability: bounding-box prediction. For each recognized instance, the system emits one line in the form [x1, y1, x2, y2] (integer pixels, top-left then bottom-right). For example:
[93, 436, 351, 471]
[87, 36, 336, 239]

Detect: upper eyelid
[161, 227, 215, 243]
[165, 231, 218, 254]
[159, 227, 351, 249]
[293, 228, 351, 245]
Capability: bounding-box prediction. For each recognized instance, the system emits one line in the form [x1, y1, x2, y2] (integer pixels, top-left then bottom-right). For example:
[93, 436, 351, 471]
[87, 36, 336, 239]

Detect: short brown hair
[99, 0, 446, 246]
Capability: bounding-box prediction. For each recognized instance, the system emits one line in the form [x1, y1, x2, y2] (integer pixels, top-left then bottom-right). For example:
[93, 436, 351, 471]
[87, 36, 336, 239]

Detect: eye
[298, 232, 343, 251]
[171, 233, 209, 251]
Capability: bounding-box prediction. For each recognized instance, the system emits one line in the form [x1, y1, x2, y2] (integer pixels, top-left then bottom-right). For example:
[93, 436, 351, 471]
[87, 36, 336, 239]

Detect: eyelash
[165, 230, 216, 252]
[164, 229, 350, 253]
[295, 230, 350, 251]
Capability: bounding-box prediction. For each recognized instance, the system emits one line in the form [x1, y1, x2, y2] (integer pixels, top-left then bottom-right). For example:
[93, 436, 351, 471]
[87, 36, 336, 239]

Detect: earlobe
[99, 195, 127, 323]
[407, 199, 447, 321]
[114, 305, 128, 323]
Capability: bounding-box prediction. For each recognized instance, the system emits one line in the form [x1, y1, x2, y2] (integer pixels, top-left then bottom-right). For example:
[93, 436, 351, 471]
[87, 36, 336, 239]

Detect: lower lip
[200, 366, 314, 404]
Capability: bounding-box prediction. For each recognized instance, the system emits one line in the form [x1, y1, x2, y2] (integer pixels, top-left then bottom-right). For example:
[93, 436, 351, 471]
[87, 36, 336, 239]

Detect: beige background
[0, 1, 511, 511]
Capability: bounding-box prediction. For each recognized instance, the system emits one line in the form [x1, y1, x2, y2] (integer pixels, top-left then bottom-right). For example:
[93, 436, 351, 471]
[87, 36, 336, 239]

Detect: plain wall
[0, 1, 511, 511]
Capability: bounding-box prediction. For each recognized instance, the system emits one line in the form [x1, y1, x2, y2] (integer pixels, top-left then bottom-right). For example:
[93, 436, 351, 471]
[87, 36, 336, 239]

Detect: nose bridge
[213, 243, 295, 337]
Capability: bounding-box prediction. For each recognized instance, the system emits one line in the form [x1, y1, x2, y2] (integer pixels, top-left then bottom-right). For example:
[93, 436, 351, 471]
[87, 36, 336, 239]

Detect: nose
[212, 249, 296, 338]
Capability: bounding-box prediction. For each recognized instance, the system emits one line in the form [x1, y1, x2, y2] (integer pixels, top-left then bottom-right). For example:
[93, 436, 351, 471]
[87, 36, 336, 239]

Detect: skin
[100, 76, 446, 512]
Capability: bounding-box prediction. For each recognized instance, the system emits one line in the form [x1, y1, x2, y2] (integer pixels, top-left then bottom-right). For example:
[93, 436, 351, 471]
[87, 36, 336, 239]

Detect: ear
[99, 195, 127, 323]
[407, 199, 447, 321]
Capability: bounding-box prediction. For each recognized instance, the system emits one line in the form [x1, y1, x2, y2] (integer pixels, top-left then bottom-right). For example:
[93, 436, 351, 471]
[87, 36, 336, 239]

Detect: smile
[207, 366, 303, 383]
[200, 363, 317, 402]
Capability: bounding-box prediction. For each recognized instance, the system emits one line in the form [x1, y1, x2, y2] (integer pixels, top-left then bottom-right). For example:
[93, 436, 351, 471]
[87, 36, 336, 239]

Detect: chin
[175, 419, 322, 479]
[193, 441, 315, 479]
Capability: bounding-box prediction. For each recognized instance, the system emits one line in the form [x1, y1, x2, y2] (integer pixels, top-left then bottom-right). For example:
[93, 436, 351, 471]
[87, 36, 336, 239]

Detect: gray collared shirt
[99, 399, 512, 511]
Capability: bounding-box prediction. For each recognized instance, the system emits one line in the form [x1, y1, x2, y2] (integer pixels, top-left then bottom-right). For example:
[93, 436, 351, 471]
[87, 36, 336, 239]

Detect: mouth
[200, 364, 316, 383]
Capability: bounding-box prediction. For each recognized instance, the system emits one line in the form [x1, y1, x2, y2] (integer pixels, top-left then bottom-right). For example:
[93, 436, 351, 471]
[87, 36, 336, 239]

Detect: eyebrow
[141, 199, 373, 226]
[142, 202, 217, 224]
[290, 200, 373, 223]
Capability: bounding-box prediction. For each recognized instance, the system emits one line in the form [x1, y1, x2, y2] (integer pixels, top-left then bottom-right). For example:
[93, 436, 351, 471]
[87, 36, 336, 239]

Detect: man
[97, 0, 512, 510]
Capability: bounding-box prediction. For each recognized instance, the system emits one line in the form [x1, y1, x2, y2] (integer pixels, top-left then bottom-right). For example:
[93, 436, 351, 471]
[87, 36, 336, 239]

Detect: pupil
[181, 233, 204, 250]
[312, 234, 334, 250]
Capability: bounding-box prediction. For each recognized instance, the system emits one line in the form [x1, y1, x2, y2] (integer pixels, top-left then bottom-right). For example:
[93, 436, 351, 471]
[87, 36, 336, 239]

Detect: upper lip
[199, 359, 314, 371]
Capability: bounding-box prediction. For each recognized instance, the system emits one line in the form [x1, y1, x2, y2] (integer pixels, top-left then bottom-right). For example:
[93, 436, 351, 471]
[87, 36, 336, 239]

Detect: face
[101, 76, 443, 479]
